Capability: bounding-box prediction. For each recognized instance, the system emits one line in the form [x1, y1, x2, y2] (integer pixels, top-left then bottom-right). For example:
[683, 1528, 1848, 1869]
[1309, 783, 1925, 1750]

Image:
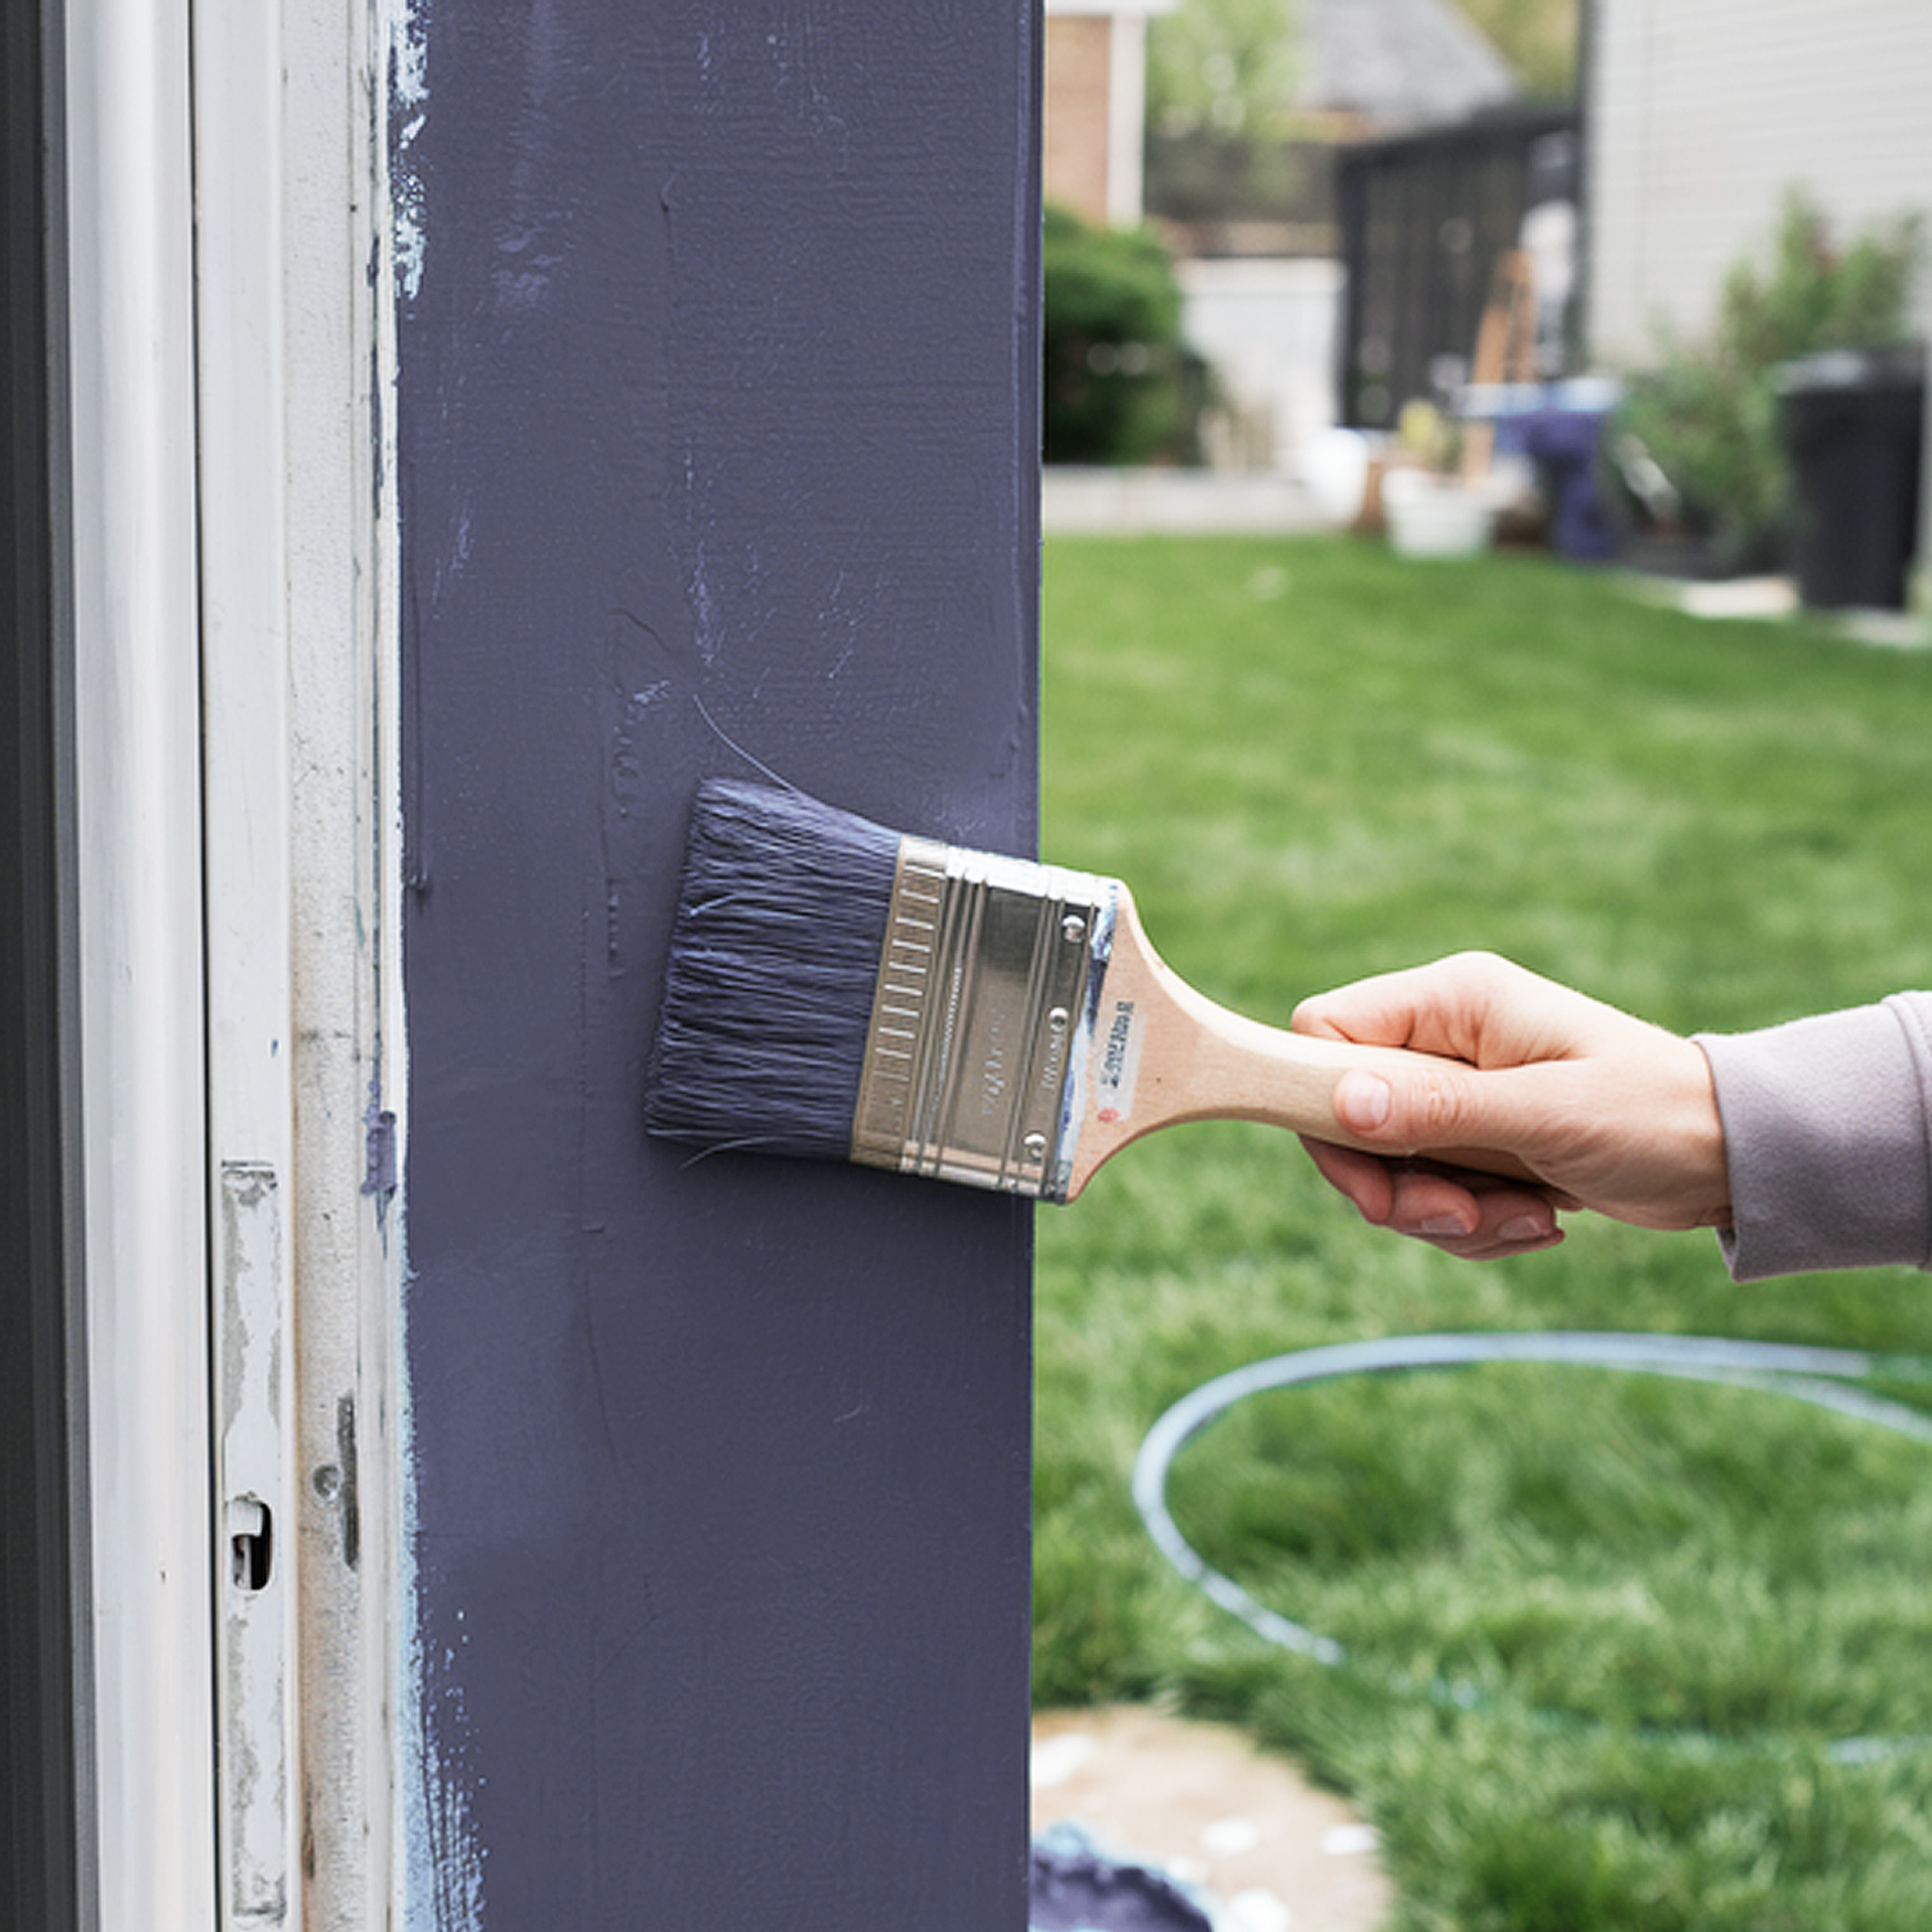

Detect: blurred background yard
[1031, 3, 1932, 1923]
[1033, 533, 1932, 1927]
[1041, 0, 1930, 619]
[1031, 4, 1932, 1922]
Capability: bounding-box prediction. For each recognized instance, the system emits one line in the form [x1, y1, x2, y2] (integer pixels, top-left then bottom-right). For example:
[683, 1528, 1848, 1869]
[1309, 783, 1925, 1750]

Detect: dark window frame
[2, 0, 87, 1924]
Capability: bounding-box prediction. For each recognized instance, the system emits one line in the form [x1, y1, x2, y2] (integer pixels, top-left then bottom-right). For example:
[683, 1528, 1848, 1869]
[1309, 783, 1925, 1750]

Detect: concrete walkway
[1033, 1705, 1394, 1932]
[1042, 468, 1325, 536]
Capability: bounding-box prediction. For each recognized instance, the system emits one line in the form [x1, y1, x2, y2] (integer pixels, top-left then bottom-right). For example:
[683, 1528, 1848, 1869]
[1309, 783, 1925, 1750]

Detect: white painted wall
[1587, 0, 1932, 595]
[1179, 256, 1344, 470]
[1587, 0, 1932, 362]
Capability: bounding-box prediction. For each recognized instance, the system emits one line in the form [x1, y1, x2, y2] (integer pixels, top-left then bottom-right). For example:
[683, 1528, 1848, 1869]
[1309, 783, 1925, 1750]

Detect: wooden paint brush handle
[1065, 889, 1537, 1199]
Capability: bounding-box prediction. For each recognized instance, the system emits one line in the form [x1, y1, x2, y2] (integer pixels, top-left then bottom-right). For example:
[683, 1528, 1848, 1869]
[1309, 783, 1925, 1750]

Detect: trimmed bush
[1042, 205, 1196, 465]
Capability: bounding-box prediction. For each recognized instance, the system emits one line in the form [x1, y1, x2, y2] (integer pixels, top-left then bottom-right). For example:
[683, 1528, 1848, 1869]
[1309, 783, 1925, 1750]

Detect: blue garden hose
[1133, 1331, 1932, 1756]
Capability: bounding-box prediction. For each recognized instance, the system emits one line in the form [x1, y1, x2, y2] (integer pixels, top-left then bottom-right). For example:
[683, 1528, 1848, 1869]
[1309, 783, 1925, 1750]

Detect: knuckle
[1445, 948, 1512, 991]
[1407, 1066, 1478, 1147]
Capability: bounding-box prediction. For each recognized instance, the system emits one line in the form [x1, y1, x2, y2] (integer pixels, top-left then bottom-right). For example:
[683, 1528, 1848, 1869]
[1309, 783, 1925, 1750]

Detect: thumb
[1330, 1059, 1517, 1159]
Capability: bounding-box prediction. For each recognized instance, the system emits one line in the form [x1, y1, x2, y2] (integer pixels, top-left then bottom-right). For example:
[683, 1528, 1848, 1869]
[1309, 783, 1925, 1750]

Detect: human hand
[1292, 952, 1731, 1260]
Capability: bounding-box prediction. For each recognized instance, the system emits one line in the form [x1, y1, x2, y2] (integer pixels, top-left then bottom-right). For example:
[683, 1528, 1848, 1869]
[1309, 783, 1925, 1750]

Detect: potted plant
[1381, 399, 1498, 558]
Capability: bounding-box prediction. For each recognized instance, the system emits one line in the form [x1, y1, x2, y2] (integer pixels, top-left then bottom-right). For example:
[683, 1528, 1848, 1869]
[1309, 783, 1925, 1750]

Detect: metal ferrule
[851, 835, 1116, 1200]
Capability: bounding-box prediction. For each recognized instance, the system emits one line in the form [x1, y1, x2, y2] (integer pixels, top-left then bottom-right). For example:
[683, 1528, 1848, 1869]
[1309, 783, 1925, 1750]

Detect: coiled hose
[1133, 1331, 1932, 1756]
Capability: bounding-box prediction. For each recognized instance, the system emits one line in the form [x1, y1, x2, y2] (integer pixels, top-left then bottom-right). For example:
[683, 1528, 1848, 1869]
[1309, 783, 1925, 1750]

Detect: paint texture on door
[396, 3, 1041, 1924]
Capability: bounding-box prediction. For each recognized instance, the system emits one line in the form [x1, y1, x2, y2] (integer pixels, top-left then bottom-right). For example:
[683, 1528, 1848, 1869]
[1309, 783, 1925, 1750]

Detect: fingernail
[1419, 1213, 1470, 1237]
[1338, 1071, 1392, 1133]
[1500, 1215, 1550, 1243]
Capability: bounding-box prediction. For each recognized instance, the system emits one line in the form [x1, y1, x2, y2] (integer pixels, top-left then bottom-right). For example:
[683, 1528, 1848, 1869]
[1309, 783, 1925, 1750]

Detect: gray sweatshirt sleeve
[1695, 993, 1932, 1281]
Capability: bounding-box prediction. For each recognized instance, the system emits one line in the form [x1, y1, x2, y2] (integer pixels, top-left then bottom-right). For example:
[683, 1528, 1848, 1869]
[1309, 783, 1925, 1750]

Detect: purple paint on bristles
[646, 778, 901, 1161]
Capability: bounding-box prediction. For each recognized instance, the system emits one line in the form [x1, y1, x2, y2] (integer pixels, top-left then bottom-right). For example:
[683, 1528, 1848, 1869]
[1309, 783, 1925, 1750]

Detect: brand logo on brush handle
[1094, 999, 1142, 1123]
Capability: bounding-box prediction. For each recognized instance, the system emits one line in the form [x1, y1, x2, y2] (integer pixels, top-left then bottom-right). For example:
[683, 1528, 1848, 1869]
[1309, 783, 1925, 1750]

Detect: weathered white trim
[64, 0, 216, 1922]
[65, 0, 406, 1917]
[191, 0, 301, 1917]
[276, 0, 410, 1920]
[215, 0, 412, 1919]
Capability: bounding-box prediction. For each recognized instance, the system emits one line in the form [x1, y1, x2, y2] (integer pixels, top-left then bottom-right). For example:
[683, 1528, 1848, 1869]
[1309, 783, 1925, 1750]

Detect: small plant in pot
[1602, 188, 1923, 578]
[1381, 399, 1497, 558]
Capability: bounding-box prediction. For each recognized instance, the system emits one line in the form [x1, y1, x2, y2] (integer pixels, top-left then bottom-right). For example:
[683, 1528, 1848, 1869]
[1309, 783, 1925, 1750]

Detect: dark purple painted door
[396, 3, 1042, 1924]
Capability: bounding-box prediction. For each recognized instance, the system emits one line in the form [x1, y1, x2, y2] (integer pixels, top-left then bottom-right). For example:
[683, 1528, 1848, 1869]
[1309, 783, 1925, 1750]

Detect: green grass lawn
[1034, 534, 1932, 1931]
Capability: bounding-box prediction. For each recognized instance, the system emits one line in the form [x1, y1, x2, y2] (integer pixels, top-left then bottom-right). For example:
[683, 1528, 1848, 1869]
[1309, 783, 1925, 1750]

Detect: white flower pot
[1384, 477, 1495, 558]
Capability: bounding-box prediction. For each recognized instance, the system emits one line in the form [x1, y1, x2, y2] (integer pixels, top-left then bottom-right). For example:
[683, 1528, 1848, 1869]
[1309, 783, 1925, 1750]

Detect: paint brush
[647, 778, 1518, 1201]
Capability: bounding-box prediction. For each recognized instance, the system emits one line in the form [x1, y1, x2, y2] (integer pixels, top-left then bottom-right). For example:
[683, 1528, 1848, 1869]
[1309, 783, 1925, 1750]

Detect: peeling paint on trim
[383, 0, 430, 302]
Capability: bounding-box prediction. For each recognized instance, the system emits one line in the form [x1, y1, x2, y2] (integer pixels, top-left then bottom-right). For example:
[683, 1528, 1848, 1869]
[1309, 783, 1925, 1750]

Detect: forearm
[1697, 993, 1932, 1281]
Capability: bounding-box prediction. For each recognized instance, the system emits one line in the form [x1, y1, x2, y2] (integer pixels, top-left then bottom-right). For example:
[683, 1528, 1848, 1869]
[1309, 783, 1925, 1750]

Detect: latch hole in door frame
[228, 1496, 273, 1593]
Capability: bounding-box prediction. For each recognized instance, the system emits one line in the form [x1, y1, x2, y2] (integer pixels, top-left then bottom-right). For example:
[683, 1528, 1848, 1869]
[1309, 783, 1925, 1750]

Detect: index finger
[1293, 952, 1589, 1069]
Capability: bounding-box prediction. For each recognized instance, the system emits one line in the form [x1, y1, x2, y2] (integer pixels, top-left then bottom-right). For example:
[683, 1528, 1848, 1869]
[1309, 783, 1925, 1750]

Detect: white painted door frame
[66, 0, 214, 1914]
[64, 0, 405, 1920]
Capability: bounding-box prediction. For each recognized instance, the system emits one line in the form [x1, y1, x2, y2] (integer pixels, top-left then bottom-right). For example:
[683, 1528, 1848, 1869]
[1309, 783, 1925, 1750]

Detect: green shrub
[1042, 204, 1196, 465]
[1611, 189, 1922, 570]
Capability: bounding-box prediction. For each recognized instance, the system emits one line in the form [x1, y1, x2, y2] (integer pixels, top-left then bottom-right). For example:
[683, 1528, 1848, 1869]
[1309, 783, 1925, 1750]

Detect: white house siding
[1587, 0, 1932, 362]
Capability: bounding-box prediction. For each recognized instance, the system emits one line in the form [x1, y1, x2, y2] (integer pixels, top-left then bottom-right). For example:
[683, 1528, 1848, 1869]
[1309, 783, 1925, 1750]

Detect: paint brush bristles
[648, 780, 1527, 1201]
[646, 779, 901, 1161]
